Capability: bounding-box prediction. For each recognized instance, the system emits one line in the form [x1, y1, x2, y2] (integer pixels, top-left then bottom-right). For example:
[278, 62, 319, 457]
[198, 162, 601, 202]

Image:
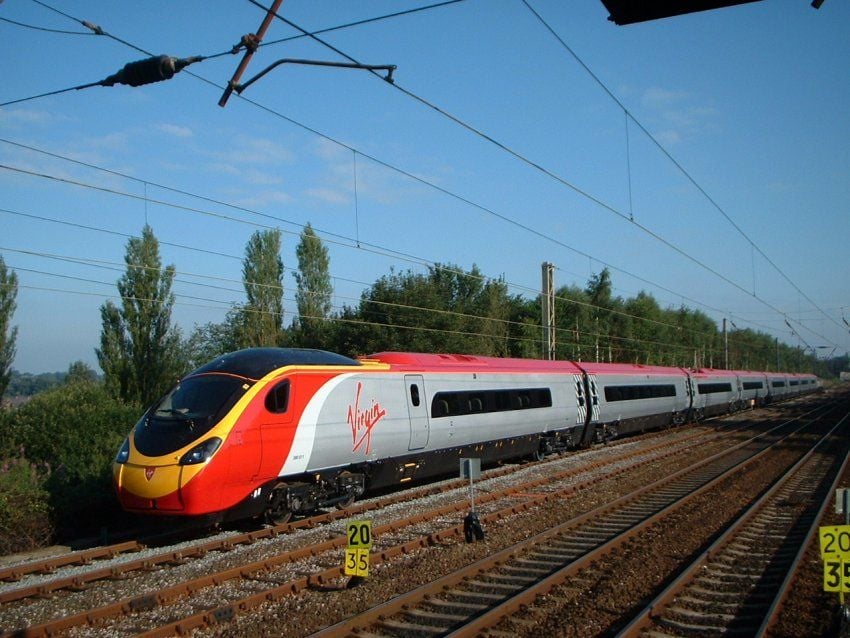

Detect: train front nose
[114, 455, 186, 511]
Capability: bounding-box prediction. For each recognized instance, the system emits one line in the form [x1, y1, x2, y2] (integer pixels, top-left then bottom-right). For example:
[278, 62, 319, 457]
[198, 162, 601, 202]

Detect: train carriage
[767, 374, 790, 402]
[691, 368, 741, 418]
[734, 370, 769, 407]
[568, 362, 691, 439]
[115, 349, 588, 523]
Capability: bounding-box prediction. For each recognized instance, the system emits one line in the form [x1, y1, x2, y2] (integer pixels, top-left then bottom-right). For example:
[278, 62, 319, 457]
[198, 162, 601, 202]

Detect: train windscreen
[134, 375, 252, 456]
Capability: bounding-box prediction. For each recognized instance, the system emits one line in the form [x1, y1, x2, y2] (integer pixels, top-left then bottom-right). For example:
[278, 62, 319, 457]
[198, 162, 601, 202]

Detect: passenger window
[265, 381, 290, 414]
[410, 384, 420, 407]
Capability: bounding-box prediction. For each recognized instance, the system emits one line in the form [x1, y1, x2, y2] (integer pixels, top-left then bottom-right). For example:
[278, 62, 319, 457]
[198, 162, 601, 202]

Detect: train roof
[690, 368, 740, 378]
[575, 361, 687, 376]
[367, 352, 585, 374]
[191, 348, 361, 379]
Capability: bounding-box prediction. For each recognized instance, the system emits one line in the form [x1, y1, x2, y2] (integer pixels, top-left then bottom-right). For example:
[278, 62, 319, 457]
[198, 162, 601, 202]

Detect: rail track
[0, 396, 841, 637]
[310, 399, 844, 637]
[0, 419, 728, 608]
[618, 411, 849, 638]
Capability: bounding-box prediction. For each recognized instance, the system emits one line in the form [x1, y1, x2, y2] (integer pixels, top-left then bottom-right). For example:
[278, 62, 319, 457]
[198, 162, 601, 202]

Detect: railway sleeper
[466, 579, 522, 592]
[424, 598, 489, 612]
[380, 616, 447, 635]
[676, 593, 743, 611]
[444, 588, 505, 602]
[505, 559, 555, 573]
[404, 607, 468, 625]
[502, 561, 554, 577]
[657, 612, 731, 634]
[667, 605, 765, 627]
[687, 584, 765, 602]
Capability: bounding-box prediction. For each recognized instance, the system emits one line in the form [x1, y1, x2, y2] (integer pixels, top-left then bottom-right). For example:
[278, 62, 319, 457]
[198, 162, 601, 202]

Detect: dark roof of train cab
[190, 348, 361, 379]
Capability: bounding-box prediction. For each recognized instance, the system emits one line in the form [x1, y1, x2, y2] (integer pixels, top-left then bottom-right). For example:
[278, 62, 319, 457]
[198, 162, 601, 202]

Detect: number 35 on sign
[345, 520, 372, 578]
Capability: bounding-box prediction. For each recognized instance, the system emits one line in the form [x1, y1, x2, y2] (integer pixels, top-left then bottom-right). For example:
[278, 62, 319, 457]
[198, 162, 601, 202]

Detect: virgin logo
[346, 381, 387, 455]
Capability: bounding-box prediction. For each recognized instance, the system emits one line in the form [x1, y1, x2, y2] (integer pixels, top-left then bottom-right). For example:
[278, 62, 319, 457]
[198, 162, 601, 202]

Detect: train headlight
[179, 437, 222, 465]
[115, 438, 130, 464]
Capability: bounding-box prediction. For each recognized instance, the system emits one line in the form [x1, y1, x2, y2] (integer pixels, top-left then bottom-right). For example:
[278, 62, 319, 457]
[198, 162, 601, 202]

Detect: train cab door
[405, 375, 430, 450]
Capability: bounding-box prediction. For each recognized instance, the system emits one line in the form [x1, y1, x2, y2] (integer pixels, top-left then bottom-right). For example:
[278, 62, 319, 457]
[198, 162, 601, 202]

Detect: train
[113, 348, 820, 524]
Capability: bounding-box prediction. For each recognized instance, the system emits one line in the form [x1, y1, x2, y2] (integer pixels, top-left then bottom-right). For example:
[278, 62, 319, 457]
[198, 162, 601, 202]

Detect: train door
[587, 375, 601, 423]
[405, 375, 430, 450]
[574, 375, 586, 425]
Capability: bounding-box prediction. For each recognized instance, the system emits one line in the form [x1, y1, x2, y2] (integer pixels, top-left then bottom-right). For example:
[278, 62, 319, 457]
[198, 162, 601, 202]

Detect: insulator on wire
[100, 55, 202, 88]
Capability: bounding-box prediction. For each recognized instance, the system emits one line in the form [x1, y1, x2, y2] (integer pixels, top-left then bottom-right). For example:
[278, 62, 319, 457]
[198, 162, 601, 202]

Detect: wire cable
[0, 15, 96, 35]
[0, 165, 732, 342]
[520, 0, 843, 335]
[244, 1, 839, 348]
[5, 5, 842, 355]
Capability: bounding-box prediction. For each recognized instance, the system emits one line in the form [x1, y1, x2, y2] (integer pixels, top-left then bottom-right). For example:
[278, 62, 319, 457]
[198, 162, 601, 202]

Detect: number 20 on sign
[819, 526, 850, 597]
[344, 520, 372, 578]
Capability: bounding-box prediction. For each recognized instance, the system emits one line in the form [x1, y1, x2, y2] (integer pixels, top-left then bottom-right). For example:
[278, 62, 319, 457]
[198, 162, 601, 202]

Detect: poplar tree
[97, 225, 183, 405]
[238, 228, 284, 347]
[0, 257, 18, 399]
[293, 223, 332, 347]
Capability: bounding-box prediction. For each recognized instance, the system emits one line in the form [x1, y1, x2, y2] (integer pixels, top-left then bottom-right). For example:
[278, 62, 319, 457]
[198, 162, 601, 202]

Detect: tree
[65, 361, 98, 385]
[0, 380, 140, 541]
[293, 223, 332, 347]
[184, 313, 240, 369]
[237, 229, 284, 348]
[0, 256, 18, 399]
[96, 225, 184, 405]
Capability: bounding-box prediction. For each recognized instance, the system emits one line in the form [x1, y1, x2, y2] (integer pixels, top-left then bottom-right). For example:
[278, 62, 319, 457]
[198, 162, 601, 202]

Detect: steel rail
[2, 421, 722, 637]
[0, 415, 740, 607]
[310, 408, 829, 636]
[0, 541, 143, 583]
[616, 409, 849, 637]
[133, 412, 800, 638]
[756, 413, 850, 636]
[0, 402, 825, 636]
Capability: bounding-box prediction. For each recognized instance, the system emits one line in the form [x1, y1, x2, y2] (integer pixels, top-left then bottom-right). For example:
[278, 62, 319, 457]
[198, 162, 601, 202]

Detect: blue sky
[1, 1, 848, 373]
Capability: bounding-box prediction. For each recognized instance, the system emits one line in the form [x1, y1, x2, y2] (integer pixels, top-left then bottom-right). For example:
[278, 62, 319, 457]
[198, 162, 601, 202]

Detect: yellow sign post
[819, 525, 850, 602]
[344, 520, 372, 578]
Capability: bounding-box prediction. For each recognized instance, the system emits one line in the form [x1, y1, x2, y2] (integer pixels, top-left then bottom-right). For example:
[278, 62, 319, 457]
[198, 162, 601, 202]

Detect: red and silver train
[113, 348, 819, 524]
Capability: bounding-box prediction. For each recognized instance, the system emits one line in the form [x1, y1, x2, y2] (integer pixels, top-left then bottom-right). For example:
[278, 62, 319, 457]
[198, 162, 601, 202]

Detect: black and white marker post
[460, 458, 485, 543]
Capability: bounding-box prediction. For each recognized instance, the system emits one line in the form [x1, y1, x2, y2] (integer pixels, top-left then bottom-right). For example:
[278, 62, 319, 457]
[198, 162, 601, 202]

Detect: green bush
[0, 380, 141, 542]
[0, 453, 52, 554]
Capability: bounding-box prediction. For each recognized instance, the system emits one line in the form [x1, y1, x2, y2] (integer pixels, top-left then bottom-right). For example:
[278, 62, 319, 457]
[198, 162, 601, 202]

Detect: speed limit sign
[344, 520, 372, 578]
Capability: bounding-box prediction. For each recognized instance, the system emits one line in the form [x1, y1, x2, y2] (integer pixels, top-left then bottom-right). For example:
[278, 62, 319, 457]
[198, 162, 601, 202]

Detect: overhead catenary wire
[0, 15, 96, 36]
[0, 162, 738, 344]
[0, 132, 835, 350]
[242, 1, 841, 351]
[520, 0, 843, 336]
[10, 270, 726, 363]
[0, 136, 741, 332]
[0, 195, 725, 350]
[4, 3, 843, 357]
[1, 244, 720, 352]
[14, 2, 836, 350]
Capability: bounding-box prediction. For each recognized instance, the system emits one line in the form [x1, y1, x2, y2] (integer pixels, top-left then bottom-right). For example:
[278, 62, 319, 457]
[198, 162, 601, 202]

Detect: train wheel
[265, 484, 293, 526]
[336, 493, 356, 509]
[335, 471, 357, 509]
